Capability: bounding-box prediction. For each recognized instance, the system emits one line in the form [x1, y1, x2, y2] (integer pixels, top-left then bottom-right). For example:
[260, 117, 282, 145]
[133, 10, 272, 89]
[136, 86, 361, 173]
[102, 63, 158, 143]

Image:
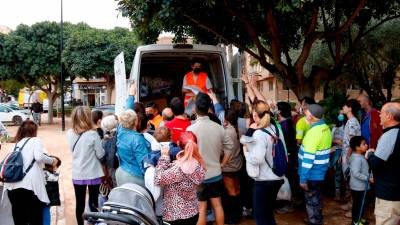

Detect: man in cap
[298, 104, 332, 225]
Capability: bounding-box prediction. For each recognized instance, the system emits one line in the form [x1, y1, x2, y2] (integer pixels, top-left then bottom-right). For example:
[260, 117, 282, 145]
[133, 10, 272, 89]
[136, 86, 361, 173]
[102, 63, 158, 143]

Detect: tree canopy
[63, 24, 137, 103]
[0, 21, 139, 123]
[0, 21, 62, 123]
[117, 0, 400, 99]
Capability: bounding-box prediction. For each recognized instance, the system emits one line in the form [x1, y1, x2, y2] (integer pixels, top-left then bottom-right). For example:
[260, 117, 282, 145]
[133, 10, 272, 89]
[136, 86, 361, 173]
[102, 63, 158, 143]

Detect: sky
[0, 0, 131, 30]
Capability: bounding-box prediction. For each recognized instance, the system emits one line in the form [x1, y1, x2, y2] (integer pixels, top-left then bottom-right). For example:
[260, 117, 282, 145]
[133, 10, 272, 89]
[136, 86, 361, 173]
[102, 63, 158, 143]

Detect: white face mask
[299, 107, 304, 115]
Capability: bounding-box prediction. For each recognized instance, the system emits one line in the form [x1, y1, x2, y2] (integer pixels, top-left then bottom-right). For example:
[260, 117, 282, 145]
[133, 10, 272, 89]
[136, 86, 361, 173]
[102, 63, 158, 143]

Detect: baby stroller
[84, 183, 167, 225]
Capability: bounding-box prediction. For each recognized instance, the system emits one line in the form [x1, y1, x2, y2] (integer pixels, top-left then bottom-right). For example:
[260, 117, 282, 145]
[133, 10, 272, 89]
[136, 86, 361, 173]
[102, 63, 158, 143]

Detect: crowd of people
[1, 72, 400, 225]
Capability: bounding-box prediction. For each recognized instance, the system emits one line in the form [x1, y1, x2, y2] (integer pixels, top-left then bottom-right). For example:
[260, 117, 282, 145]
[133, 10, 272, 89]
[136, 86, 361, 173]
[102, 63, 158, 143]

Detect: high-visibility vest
[184, 72, 209, 107]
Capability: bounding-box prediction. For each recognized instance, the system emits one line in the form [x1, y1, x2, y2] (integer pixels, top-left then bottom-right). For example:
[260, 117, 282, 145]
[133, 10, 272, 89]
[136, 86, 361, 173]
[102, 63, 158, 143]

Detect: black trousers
[73, 184, 100, 225]
[352, 190, 367, 223]
[8, 188, 45, 225]
[167, 214, 199, 225]
[253, 180, 283, 225]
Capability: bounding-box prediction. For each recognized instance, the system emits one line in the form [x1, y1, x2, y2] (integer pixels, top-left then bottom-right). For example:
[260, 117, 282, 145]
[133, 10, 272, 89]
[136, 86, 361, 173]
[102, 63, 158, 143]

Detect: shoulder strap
[259, 128, 274, 169]
[13, 137, 32, 152]
[14, 138, 35, 176]
[72, 133, 83, 152]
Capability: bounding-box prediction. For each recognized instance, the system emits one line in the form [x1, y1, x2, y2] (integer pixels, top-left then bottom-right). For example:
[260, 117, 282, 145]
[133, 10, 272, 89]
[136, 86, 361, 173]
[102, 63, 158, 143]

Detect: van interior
[138, 52, 228, 110]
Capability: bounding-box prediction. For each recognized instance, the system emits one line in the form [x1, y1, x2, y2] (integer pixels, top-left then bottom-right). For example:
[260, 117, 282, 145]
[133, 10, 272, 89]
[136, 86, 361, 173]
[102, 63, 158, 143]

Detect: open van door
[230, 53, 243, 101]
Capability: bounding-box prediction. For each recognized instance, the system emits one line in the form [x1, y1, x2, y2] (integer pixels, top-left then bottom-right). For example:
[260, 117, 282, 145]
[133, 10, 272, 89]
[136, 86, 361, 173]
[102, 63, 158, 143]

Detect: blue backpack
[260, 124, 288, 177]
[0, 138, 33, 183]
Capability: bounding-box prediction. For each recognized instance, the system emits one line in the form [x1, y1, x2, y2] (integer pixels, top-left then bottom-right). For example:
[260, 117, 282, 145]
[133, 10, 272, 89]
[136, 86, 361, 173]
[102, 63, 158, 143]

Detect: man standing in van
[182, 59, 213, 108]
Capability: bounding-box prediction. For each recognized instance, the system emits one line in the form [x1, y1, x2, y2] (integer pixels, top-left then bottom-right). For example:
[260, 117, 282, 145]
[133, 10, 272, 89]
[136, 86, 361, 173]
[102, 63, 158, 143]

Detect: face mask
[193, 68, 201, 74]
[337, 114, 345, 122]
[299, 107, 304, 115]
[146, 114, 155, 120]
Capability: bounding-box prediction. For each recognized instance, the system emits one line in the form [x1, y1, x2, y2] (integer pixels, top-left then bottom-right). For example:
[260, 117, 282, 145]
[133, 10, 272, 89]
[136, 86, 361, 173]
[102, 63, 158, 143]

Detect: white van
[128, 44, 241, 109]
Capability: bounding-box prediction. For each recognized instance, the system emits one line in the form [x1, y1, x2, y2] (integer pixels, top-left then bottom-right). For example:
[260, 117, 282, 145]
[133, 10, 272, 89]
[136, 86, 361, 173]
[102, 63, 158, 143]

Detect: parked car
[0, 104, 29, 125]
[1, 103, 31, 115]
[92, 104, 115, 114]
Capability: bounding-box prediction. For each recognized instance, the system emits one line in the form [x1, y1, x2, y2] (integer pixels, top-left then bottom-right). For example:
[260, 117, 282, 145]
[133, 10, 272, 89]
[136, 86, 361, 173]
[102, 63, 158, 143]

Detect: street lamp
[60, 0, 65, 131]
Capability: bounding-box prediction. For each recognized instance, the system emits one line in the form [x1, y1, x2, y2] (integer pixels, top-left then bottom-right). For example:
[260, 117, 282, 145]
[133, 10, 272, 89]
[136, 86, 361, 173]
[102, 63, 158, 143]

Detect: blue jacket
[117, 125, 150, 178]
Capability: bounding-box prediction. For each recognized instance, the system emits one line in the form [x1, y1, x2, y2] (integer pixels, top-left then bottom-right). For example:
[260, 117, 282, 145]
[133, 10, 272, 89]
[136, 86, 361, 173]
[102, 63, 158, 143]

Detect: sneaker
[206, 210, 215, 222]
[345, 211, 352, 218]
[242, 207, 253, 218]
[360, 218, 370, 225]
[334, 189, 341, 201]
[277, 205, 295, 214]
[341, 202, 352, 211]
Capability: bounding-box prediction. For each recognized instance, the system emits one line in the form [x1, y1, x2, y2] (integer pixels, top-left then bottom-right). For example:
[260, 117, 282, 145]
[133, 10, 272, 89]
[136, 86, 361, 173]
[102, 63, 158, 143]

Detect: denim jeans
[253, 179, 284, 225]
[32, 112, 41, 125]
[304, 181, 323, 225]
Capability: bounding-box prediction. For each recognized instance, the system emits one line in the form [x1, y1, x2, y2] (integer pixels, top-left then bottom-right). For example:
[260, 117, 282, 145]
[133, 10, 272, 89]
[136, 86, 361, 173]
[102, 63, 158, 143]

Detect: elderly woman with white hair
[101, 115, 119, 187]
[115, 110, 150, 187]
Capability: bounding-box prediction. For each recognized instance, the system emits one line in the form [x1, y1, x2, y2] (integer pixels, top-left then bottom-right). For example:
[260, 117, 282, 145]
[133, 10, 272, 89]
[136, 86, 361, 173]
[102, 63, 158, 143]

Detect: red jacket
[368, 108, 382, 149]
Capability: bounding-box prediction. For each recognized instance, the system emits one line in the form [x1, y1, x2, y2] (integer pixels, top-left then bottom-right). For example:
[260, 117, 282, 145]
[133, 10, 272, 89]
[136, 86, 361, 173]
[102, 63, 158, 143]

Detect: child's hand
[51, 157, 59, 167]
[161, 145, 170, 156]
[369, 178, 374, 183]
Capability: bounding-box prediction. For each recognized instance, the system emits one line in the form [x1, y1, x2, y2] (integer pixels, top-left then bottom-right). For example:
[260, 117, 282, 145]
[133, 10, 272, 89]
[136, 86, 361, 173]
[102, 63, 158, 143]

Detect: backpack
[101, 132, 119, 169]
[0, 138, 33, 183]
[260, 124, 288, 177]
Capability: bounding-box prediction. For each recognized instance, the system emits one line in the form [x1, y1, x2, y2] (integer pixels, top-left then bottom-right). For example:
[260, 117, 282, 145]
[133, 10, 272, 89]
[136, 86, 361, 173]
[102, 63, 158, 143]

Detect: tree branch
[183, 14, 280, 76]
[306, 0, 320, 36]
[361, 14, 400, 37]
[222, 0, 272, 61]
[327, 0, 366, 37]
[321, 6, 336, 63]
[265, 3, 289, 76]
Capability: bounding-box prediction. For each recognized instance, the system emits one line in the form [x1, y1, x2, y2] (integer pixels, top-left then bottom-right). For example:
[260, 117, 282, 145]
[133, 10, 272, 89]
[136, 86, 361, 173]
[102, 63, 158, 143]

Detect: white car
[0, 104, 29, 125]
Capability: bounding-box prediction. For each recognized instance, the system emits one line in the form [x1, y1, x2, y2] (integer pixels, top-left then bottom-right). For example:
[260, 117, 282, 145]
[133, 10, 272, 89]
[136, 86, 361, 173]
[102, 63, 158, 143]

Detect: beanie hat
[308, 104, 324, 119]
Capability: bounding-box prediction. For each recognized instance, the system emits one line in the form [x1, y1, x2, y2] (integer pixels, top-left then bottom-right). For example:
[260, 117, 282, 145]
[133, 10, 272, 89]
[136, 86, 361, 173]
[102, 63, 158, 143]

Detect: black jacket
[367, 124, 400, 201]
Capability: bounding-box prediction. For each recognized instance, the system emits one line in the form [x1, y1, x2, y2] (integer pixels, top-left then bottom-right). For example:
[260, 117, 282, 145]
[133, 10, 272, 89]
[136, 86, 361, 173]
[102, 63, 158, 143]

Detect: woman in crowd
[276, 101, 297, 214]
[155, 131, 206, 225]
[331, 114, 346, 201]
[340, 99, 361, 215]
[221, 109, 243, 224]
[4, 120, 58, 225]
[240, 101, 284, 225]
[116, 109, 150, 187]
[66, 106, 105, 225]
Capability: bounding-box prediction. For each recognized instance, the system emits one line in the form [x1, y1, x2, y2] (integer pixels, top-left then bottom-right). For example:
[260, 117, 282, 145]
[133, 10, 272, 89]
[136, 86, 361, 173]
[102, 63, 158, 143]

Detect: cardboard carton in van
[128, 44, 238, 110]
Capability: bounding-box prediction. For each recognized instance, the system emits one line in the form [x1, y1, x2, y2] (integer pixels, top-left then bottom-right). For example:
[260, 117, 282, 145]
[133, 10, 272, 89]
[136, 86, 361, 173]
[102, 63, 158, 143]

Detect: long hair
[71, 106, 94, 134]
[176, 131, 206, 173]
[254, 100, 271, 128]
[15, 120, 38, 142]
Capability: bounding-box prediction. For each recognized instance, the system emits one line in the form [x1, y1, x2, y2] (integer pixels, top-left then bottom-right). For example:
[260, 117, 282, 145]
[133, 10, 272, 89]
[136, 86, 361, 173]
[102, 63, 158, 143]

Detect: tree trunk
[46, 92, 55, 124]
[106, 83, 114, 105]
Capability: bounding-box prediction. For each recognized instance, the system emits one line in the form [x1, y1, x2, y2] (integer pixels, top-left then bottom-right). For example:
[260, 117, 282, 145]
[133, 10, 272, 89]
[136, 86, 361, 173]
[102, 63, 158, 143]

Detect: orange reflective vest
[184, 72, 209, 107]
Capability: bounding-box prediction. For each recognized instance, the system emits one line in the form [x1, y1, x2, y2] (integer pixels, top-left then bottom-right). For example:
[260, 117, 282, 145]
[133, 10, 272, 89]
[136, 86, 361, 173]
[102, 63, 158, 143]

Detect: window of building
[257, 82, 263, 92]
[269, 81, 274, 91]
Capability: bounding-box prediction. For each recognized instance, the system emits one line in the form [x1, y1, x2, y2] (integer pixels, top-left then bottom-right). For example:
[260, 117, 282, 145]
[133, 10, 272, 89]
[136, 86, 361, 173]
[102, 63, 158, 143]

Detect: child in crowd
[143, 127, 181, 220]
[101, 115, 119, 188]
[43, 156, 62, 225]
[92, 110, 104, 139]
[349, 136, 372, 225]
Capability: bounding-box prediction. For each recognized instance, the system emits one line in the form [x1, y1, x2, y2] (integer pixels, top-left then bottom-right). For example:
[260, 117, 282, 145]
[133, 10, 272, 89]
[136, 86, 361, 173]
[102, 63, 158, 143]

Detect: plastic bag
[276, 176, 291, 201]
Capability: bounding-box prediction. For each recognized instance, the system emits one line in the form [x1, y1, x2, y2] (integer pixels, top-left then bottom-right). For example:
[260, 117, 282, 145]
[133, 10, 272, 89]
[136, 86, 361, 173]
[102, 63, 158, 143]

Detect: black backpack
[260, 124, 288, 177]
[0, 138, 33, 183]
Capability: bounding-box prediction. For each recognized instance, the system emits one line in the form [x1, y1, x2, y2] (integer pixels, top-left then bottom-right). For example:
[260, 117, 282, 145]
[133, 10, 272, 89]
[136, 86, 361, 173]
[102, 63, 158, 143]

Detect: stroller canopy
[105, 183, 158, 225]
